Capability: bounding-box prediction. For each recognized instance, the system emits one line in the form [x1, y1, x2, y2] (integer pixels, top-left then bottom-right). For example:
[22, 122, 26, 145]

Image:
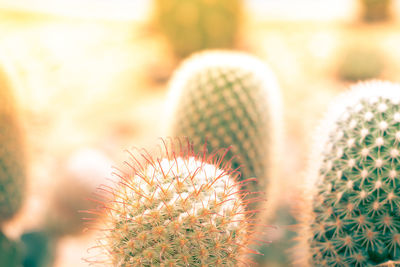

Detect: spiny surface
[0, 70, 25, 224]
[169, 52, 277, 203]
[154, 0, 241, 58]
[93, 150, 254, 266]
[310, 86, 400, 266]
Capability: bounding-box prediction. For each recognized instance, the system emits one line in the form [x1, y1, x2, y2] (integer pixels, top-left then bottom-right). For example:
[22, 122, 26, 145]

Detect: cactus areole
[307, 81, 400, 266]
[88, 140, 259, 266]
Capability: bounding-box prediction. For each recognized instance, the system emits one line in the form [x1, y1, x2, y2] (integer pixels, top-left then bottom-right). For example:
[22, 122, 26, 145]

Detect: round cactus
[0, 66, 26, 225]
[302, 81, 400, 266]
[154, 0, 242, 58]
[88, 141, 258, 266]
[166, 51, 282, 212]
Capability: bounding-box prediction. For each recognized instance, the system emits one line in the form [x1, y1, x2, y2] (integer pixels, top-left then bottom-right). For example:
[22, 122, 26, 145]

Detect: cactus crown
[87, 140, 258, 266]
[303, 81, 400, 266]
[166, 51, 282, 210]
[0, 66, 25, 224]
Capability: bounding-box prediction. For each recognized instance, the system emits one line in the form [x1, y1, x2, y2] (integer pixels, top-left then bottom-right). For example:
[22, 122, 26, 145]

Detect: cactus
[88, 140, 258, 266]
[0, 231, 22, 267]
[21, 231, 55, 267]
[338, 45, 384, 82]
[154, 0, 242, 58]
[301, 81, 400, 266]
[0, 67, 25, 224]
[166, 51, 282, 212]
[360, 0, 392, 22]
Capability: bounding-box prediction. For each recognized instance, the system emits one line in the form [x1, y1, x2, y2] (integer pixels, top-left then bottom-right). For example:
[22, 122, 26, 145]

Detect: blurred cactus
[88, 141, 258, 266]
[338, 46, 384, 82]
[361, 0, 392, 22]
[45, 148, 113, 237]
[21, 231, 55, 267]
[154, 0, 242, 58]
[0, 67, 26, 225]
[0, 231, 22, 267]
[166, 51, 282, 212]
[301, 81, 400, 266]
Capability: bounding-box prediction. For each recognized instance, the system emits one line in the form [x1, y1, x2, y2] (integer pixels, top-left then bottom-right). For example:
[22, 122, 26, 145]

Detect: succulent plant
[154, 0, 242, 58]
[88, 140, 258, 266]
[0, 67, 26, 225]
[0, 231, 22, 267]
[301, 81, 400, 266]
[338, 45, 384, 82]
[166, 51, 282, 212]
[360, 0, 392, 22]
[21, 231, 55, 267]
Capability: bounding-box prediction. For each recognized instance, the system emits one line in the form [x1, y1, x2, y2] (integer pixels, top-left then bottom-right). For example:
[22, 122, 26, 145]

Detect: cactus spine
[88, 141, 257, 266]
[154, 0, 242, 58]
[166, 51, 282, 212]
[0, 65, 25, 225]
[302, 81, 400, 266]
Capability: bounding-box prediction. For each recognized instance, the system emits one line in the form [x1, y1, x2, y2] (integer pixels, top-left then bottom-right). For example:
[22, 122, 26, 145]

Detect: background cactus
[0, 65, 26, 225]
[0, 231, 22, 267]
[88, 141, 258, 266]
[153, 0, 242, 58]
[300, 81, 400, 266]
[360, 0, 392, 22]
[337, 45, 384, 82]
[166, 51, 282, 213]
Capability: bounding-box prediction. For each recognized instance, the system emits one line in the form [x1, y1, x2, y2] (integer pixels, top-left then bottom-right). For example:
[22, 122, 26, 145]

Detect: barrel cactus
[301, 81, 400, 266]
[166, 51, 282, 212]
[88, 141, 258, 266]
[154, 0, 242, 58]
[0, 66, 25, 225]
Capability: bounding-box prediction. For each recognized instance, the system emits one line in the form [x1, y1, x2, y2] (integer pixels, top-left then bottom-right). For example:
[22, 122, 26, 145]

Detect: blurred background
[1, 0, 400, 266]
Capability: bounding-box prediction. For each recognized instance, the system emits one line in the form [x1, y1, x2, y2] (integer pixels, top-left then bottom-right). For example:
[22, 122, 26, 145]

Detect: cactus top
[165, 51, 282, 206]
[303, 81, 400, 266]
[89, 141, 257, 266]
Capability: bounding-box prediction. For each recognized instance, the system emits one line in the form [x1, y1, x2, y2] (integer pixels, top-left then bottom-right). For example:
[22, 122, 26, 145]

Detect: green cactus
[166, 51, 282, 211]
[303, 81, 400, 266]
[0, 67, 25, 225]
[154, 0, 242, 58]
[338, 45, 384, 82]
[0, 231, 22, 267]
[88, 141, 258, 266]
[360, 0, 392, 22]
[21, 230, 56, 267]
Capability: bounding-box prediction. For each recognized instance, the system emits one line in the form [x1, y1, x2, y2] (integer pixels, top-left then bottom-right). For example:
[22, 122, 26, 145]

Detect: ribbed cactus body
[166, 51, 281, 207]
[0, 68, 25, 224]
[305, 81, 400, 266]
[90, 142, 255, 266]
[154, 0, 242, 58]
